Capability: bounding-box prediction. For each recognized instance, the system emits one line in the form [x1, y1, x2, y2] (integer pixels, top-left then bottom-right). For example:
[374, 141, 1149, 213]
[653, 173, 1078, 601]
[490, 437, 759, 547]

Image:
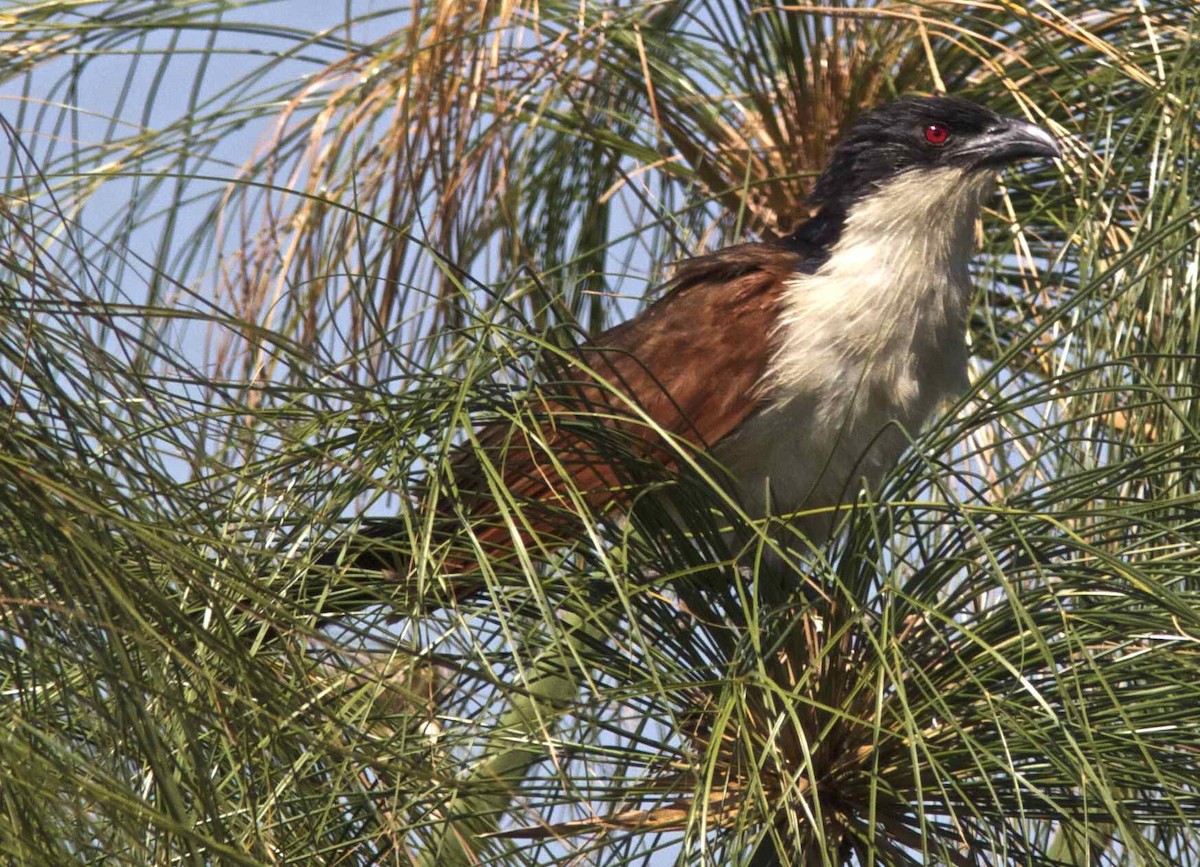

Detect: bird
[322, 95, 1061, 603]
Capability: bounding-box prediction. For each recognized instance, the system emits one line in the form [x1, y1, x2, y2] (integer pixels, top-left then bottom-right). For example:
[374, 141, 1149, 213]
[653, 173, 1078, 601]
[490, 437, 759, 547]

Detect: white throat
[714, 166, 997, 538]
[768, 166, 993, 394]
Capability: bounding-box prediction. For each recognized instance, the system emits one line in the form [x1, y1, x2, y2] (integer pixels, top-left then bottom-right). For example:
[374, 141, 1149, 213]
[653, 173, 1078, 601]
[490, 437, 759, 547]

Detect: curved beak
[970, 117, 1061, 169]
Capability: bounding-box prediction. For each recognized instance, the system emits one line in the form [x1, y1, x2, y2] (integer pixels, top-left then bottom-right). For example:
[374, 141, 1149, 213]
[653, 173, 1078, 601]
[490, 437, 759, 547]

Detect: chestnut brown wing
[326, 243, 804, 588]
[439, 243, 803, 569]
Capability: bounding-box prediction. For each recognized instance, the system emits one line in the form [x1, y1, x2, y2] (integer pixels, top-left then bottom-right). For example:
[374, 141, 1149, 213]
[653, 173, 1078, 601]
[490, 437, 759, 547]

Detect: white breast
[712, 167, 996, 541]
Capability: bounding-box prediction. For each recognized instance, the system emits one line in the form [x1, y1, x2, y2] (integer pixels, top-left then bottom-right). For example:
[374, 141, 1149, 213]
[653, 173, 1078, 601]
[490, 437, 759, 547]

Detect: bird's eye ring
[924, 124, 951, 146]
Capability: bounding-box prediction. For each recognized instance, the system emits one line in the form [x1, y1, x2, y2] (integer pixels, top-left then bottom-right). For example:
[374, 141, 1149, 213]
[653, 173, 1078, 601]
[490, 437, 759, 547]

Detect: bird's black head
[810, 96, 1060, 208]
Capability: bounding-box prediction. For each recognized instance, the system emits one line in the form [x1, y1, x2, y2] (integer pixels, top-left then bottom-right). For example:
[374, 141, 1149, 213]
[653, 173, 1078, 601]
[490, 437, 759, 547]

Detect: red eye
[924, 124, 950, 146]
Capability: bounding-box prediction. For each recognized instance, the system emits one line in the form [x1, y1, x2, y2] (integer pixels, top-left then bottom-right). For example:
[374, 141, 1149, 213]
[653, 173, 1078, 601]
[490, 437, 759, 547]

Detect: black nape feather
[777, 204, 844, 265]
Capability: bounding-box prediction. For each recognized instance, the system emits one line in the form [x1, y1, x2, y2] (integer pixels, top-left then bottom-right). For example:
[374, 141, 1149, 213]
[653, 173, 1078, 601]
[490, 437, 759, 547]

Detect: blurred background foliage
[1, 1, 1200, 864]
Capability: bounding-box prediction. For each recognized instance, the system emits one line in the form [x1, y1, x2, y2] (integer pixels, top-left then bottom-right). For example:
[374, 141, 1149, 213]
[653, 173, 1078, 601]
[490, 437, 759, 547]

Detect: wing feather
[329, 242, 806, 585]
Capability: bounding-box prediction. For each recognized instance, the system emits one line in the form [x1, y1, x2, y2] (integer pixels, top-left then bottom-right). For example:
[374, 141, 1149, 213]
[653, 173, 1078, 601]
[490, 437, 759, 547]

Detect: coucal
[323, 95, 1061, 601]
